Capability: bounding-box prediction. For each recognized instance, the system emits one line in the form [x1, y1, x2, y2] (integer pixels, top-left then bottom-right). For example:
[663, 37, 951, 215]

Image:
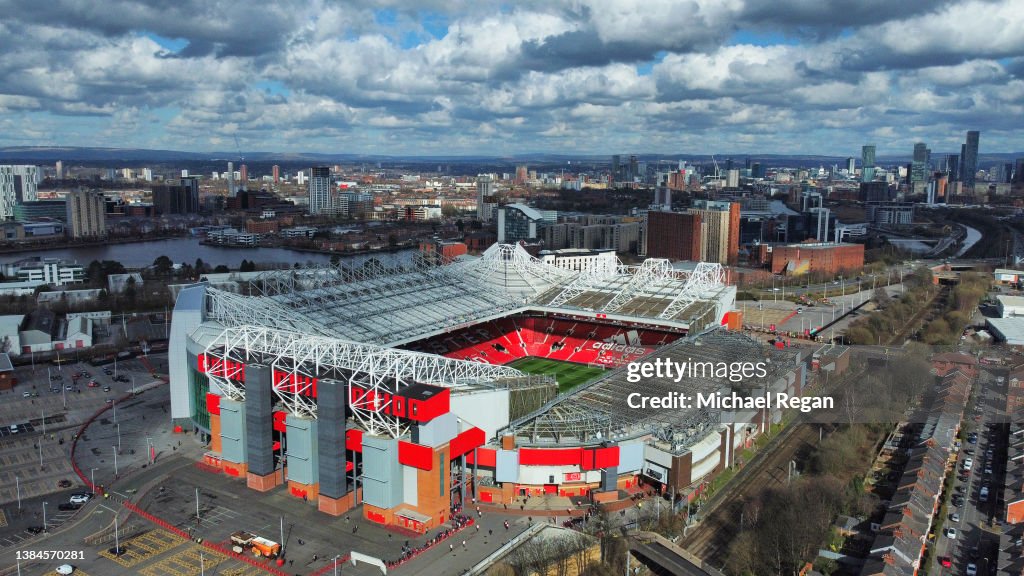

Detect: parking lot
[932, 366, 1008, 576]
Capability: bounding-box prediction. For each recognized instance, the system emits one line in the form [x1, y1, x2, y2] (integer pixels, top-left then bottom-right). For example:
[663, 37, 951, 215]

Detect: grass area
[507, 356, 607, 393]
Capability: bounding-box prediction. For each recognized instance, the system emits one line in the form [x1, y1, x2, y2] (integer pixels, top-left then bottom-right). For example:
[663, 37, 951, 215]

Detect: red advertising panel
[205, 393, 221, 416]
[346, 429, 363, 453]
[519, 447, 583, 466]
[449, 427, 485, 459]
[398, 441, 434, 471]
[466, 447, 496, 467]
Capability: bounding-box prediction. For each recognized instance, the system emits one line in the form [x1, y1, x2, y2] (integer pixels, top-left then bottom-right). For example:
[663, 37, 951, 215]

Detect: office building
[308, 167, 332, 215]
[960, 130, 980, 188]
[866, 202, 914, 227]
[65, 190, 107, 238]
[55, 161, 64, 180]
[910, 142, 928, 185]
[1014, 159, 1024, 184]
[14, 200, 67, 221]
[946, 154, 960, 181]
[272, 165, 280, 184]
[227, 161, 235, 196]
[496, 204, 555, 243]
[644, 211, 702, 261]
[239, 164, 248, 188]
[846, 157, 856, 174]
[860, 181, 891, 203]
[0, 165, 40, 220]
[514, 165, 528, 185]
[861, 145, 876, 182]
[152, 177, 200, 215]
[476, 174, 497, 222]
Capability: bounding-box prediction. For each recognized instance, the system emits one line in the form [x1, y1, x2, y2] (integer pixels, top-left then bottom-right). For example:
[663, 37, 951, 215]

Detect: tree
[213, 265, 230, 273]
[195, 258, 206, 274]
[153, 255, 173, 276]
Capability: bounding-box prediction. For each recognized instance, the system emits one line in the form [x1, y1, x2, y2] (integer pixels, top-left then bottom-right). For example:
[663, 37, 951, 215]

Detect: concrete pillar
[317, 378, 354, 516]
[244, 364, 278, 491]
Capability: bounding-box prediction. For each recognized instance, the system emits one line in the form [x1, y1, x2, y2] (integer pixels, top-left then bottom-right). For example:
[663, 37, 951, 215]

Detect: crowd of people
[384, 513, 474, 569]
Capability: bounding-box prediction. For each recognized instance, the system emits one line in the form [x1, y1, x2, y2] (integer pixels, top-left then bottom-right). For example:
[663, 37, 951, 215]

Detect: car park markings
[98, 529, 184, 567]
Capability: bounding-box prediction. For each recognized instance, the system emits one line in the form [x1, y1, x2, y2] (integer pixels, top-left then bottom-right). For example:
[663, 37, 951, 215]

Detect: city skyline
[0, 1, 1022, 156]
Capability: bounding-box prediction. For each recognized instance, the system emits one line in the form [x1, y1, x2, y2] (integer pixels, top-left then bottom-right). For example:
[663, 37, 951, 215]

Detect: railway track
[680, 422, 826, 567]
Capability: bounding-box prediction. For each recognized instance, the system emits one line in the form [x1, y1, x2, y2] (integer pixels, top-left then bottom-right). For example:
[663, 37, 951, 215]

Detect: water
[956, 225, 982, 258]
[1, 238, 416, 269]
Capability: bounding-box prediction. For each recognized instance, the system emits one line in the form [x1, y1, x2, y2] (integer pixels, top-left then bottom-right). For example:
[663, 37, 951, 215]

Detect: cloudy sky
[0, 0, 1022, 156]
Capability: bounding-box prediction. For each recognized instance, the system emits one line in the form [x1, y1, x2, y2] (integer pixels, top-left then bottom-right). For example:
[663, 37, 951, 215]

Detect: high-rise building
[689, 200, 738, 264]
[611, 155, 622, 183]
[240, 164, 248, 188]
[476, 174, 497, 221]
[308, 167, 332, 215]
[861, 145, 876, 182]
[846, 157, 856, 174]
[960, 130, 980, 187]
[946, 154, 960, 181]
[629, 155, 639, 183]
[726, 169, 740, 188]
[181, 169, 189, 178]
[645, 211, 702, 261]
[514, 165, 528, 185]
[496, 204, 556, 243]
[0, 165, 39, 220]
[55, 160, 64, 180]
[152, 177, 200, 215]
[1014, 159, 1024, 184]
[65, 189, 107, 238]
[272, 165, 280, 184]
[910, 142, 928, 185]
[227, 161, 235, 196]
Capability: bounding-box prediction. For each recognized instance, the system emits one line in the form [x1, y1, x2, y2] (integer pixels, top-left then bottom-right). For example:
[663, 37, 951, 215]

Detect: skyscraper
[240, 164, 248, 188]
[308, 167, 332, 215]
[910, 142, 928, 185]
[272, 165, 280, 184]
[1014, 159, 1024, 184]
[66, 189, 107, 238]
[476, 174, 497, 221]
[846, 157, 856, 174]
[960, 130, 980, 187]
[227, 161, 235, 196]
[861, 145, 876, 182]
[55, 160, 64, 180]
[946, 154, 960, 181]
[611, 155, 622, 183]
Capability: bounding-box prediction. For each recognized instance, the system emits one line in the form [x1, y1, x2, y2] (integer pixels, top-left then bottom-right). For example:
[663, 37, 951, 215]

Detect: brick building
[645, 211, 702, 261]
[764, 242, 865, 276]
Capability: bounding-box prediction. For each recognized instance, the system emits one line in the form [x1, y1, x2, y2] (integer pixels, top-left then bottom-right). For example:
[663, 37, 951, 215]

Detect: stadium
[168, 244, 815, 532]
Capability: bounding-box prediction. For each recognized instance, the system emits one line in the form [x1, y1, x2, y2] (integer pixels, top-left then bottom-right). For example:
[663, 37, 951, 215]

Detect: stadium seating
[405, 315, 682, 368]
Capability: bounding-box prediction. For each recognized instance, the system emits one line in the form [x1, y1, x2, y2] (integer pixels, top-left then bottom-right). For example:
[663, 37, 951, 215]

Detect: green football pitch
[506, 357, 607, 393]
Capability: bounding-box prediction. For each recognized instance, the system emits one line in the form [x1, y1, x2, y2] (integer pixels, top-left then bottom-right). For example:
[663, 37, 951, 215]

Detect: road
[931, 364, 1007, 576]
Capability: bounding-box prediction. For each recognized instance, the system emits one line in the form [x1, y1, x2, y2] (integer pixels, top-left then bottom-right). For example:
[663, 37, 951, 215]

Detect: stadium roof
[203, 244, 734, 347]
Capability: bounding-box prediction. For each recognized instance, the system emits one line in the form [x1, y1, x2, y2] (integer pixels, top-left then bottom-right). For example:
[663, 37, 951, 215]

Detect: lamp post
[15, 476, 20, 510]
[117, 423, 121, 453]
[42, 502, 47, 532]
[91, 468, 97, 495]
[113, 446, 118, 476]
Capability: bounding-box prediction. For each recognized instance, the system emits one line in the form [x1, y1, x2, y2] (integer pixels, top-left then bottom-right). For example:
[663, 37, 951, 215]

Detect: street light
[117, 423, 121, 453]
[15, 476, 20, 510]
[42, 502, 47, 532]
[91, 468, 98, 495]
[334, 555, 341, 576]
[113, 446, 118, 476]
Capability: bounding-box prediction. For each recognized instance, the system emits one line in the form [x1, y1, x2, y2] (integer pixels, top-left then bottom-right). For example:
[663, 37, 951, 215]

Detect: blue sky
[0, 0, 1021, 156]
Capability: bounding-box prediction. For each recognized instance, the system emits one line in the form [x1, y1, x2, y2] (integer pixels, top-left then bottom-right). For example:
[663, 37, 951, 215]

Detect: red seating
[406, 315, 682, 368]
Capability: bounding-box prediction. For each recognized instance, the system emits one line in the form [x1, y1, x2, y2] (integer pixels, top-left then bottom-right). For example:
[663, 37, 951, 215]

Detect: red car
[939, 557, 952, 568]
[87, 381, 99, 388]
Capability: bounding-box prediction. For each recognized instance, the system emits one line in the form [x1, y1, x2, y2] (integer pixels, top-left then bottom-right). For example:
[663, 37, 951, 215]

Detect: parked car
[950, 512, 960, 522]
[69, 493, 91, 504]
[966, 563, 977, 576]
[103, 386, 111, 392]
[55, 564, 75, 575]
[944, 527, 957, 539]
[87, 381, 99, 388]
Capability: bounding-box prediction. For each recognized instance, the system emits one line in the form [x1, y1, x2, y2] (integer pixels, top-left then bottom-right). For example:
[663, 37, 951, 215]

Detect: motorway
[930, 364, 1008, 576]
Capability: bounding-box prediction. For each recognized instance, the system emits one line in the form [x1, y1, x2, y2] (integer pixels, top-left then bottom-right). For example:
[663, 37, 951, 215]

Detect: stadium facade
[168, 244, 818, 532]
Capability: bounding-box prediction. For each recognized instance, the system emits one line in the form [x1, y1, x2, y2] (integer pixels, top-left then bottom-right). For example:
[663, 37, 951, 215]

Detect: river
[1, 238, 416, 269]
